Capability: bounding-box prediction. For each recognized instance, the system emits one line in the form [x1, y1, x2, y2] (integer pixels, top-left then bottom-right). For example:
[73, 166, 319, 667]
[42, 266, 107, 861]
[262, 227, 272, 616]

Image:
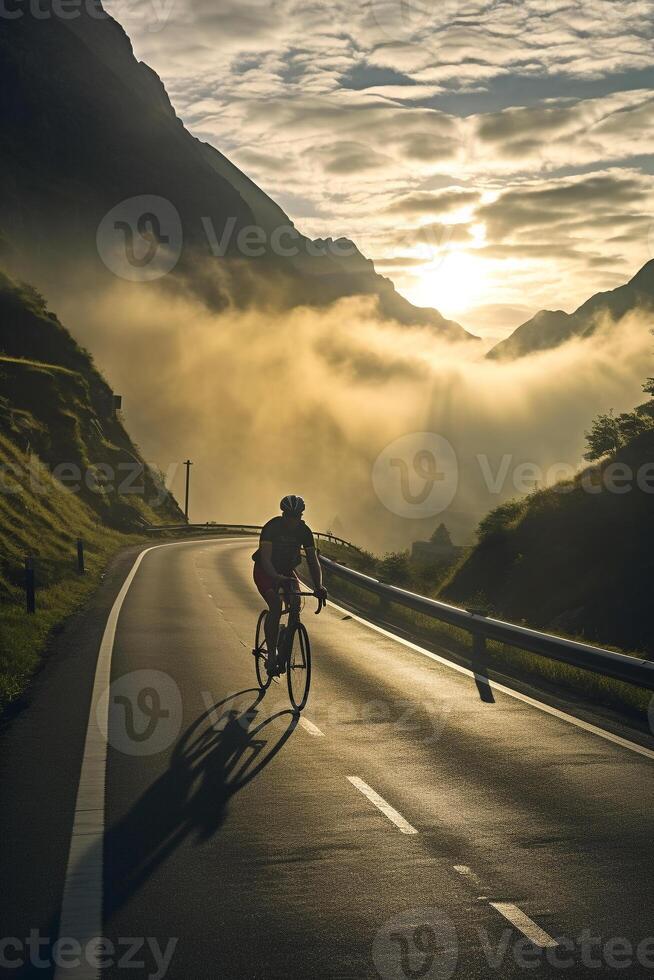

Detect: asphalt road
[2, 537, 654, 980]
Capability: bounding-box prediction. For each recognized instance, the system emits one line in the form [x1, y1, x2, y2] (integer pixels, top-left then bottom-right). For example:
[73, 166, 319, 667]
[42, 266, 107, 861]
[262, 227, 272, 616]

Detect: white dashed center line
[299, 717, 325, 737]
[454, 864, 484, 888]
[490, 902, 559, 948]
[347, 777, 418, 834]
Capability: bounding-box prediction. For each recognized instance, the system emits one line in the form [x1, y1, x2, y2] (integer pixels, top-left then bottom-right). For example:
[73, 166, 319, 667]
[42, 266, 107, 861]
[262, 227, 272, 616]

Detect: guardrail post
[77, 538, 85, 574]
[25, 556, 35, 614]
[471, 627, 494, 701]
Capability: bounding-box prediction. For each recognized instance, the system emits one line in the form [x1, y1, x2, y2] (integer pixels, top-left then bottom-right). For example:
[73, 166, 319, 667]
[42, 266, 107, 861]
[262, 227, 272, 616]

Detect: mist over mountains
[3, 0, 652, 358]
[1, 0, 653, 551]
[488, 259, 654, 360]
[0, 0, 474, 341]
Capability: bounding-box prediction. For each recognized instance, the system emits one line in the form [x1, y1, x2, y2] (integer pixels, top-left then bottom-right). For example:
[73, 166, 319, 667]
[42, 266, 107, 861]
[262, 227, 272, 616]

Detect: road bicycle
[253, 589, 325, 711]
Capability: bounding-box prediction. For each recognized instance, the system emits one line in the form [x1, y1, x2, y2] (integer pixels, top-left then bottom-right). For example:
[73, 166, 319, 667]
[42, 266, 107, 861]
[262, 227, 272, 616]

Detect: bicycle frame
[278, 591, 323, 657]
[253, 589, 323, 710]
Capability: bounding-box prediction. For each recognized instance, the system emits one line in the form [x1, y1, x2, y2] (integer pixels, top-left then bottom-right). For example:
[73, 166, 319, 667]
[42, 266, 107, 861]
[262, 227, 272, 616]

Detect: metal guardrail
[319, 556, 654, 691]
[143, 523, 362, 553]
[144, 523, 652, 690]
[144, 523, 262, 534]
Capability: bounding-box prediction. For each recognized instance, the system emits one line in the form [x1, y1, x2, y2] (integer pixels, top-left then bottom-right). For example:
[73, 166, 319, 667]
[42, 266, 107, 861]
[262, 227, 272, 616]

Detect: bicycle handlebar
[279, 587, 326, 614]
[296, 591, 326, 614]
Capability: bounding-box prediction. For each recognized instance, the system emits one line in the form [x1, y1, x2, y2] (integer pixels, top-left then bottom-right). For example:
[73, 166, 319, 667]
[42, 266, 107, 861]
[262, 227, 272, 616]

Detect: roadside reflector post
[25, 556, 35, 614]
[77, 538, 85, 574]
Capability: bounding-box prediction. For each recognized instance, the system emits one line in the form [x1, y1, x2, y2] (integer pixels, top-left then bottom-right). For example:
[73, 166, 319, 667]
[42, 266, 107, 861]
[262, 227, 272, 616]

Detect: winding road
[1, 536, 653, 979]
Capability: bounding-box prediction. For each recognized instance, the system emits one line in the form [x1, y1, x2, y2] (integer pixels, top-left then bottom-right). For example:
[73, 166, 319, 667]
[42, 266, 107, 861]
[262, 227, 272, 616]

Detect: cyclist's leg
[253, 562, 283, 668]
[274, 577, 299, 670]
[263, 588, 282, 668]
[286, 573, 301, 618]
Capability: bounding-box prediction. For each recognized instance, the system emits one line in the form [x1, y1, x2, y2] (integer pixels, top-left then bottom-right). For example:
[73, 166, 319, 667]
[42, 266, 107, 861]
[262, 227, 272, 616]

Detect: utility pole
[183, 459, 193, 524]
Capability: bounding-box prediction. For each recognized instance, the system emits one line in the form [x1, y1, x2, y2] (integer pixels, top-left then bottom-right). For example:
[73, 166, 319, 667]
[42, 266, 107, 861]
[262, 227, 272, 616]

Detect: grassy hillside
[440, 426, 654, 655]
[0, 270, 182, 710]
[0, 430, 139, 708]
[0, 270, 181, 527]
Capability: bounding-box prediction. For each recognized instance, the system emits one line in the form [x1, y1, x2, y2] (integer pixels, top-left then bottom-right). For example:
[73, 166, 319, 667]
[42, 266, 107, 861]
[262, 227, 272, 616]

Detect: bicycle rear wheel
[287, 622, 311, 711]
[254, 610, 271, 690]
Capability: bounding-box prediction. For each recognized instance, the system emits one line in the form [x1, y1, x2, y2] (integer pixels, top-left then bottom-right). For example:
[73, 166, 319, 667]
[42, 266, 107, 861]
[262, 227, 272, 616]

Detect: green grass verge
[0, 431, 148, 713]
[0, 541, 130, 710]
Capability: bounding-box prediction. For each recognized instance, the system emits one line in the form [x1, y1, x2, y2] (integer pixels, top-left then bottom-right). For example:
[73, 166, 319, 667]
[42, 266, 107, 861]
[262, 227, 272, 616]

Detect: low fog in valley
[49, 273, 652, 551]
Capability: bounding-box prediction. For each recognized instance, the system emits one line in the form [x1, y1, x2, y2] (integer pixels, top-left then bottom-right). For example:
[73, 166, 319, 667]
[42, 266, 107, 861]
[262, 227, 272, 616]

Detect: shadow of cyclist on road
[105, 686, 298, 915]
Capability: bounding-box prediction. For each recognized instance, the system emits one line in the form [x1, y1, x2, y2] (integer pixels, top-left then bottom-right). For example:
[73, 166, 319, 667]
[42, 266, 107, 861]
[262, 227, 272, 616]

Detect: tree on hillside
[584, 373, 654, 460]
[583, 411, 624, 460]
[616, 410, 651, 441]
[431, 522, 453, 547]
[640, 378, 654, 419]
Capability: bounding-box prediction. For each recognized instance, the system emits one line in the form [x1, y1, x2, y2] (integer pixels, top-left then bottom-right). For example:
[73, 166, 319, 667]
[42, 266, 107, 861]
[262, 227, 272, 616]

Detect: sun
[405, 249, 489, 317]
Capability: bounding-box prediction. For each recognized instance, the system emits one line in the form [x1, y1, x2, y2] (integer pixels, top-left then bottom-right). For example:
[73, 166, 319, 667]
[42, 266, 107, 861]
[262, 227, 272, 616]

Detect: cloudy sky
[106, 0, 654, 339]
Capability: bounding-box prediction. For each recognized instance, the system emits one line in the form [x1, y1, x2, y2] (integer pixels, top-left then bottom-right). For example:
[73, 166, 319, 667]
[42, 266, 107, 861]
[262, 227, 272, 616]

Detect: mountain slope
[0, 269, 182, 529]
[0, 6, 253, 261]
[0, 268, 183, 707]
[0, 1, 475, 340]
[440, 425, 654, 654]
[487, 259, 654, 360]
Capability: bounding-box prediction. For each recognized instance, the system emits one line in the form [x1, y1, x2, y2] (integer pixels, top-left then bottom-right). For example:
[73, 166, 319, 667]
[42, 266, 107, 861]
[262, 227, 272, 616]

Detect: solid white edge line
[490, 902, 559, 948]
[322, 594, 654, 762]
[347, 776, 418, 834]
[55, 537, 242, 980]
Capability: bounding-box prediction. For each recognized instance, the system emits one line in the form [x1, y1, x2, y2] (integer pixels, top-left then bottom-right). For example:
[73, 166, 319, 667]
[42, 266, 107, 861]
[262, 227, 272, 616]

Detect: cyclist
[252, 495, 328, 673]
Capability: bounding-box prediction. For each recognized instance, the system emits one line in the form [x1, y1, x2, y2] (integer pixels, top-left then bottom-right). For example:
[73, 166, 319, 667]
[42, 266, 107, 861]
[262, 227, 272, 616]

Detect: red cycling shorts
[253, 563, 299, 598]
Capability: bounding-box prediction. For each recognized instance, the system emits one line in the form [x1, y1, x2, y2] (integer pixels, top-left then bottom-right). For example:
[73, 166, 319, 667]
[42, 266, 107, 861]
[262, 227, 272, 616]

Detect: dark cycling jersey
[252, 517, 316, 574]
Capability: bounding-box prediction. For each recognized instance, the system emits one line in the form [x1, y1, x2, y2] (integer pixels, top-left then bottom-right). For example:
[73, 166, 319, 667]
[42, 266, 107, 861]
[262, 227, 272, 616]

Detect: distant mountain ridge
[0, 1, 475, 341]
[487, 259, 654, 359]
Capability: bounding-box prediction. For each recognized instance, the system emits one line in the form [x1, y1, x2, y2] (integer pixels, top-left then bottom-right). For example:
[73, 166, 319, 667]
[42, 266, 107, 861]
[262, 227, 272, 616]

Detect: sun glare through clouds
[404, 249, 491, 317]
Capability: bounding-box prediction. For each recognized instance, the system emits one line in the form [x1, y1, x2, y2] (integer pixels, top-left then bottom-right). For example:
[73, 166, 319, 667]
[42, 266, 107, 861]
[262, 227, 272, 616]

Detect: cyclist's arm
[305, 547, 325, 594]
[259, 540, 283, 583]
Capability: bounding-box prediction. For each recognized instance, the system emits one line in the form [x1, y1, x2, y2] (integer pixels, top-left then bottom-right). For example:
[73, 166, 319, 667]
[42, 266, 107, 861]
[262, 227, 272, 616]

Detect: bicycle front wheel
[254, 610, 271, 691]
[287, 622, 311, 711]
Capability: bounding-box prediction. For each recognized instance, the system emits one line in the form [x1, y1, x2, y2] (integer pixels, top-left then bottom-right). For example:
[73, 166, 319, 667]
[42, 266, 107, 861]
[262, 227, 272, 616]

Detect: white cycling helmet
[280, 494, 306, 516]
